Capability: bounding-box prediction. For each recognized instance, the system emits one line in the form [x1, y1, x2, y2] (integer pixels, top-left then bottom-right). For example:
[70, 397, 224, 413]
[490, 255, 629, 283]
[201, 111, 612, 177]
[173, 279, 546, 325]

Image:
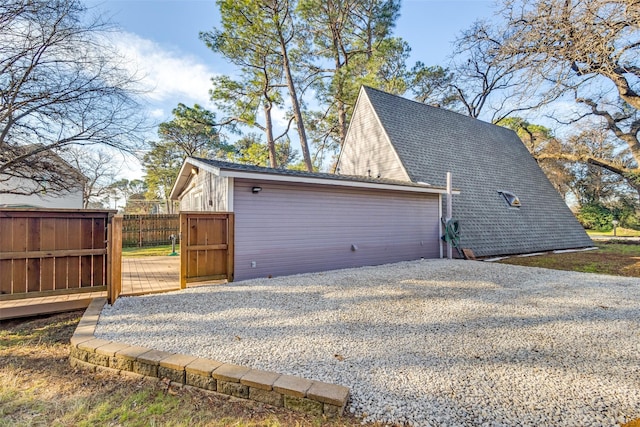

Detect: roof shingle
[356, 86, 593, 256]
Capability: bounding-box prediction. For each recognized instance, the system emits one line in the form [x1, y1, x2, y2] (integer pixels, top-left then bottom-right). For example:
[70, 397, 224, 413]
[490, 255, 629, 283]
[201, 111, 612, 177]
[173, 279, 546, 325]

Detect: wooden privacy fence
[122, 214, 179, 247]
[0, 209, 121, 304]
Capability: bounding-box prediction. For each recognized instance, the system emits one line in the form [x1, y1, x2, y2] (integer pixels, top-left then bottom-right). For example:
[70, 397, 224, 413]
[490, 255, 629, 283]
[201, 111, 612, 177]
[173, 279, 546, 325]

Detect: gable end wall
[338, 91, 409, 181]
[178, 171, 228, 212]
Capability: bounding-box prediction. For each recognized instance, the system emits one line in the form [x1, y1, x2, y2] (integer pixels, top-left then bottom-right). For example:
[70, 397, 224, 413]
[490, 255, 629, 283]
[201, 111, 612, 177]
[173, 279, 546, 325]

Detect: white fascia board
[218, 169, 460, 195]
[227, 177, 234, 212]
[169, 158, 222, 200]
[169, 161, 193, 200]
[189, 157, 222, 175]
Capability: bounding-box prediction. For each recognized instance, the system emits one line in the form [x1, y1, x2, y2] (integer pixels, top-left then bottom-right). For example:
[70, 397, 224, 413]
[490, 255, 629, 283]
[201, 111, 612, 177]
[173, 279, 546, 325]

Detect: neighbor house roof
[337, 86, 593, 257]
[170, 157, 458, 201]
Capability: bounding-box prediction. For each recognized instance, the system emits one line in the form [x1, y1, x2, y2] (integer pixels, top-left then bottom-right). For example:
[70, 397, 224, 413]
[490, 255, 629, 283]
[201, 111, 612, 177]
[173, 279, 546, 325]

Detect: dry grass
[0, 311, 365, 427]
[587, 228, 640, 238]
[496, 242, 640, 277]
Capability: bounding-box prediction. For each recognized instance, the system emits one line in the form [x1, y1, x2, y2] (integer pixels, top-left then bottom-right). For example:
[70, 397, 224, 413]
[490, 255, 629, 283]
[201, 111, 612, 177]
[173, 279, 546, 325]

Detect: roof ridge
[361, 85, 508, 130]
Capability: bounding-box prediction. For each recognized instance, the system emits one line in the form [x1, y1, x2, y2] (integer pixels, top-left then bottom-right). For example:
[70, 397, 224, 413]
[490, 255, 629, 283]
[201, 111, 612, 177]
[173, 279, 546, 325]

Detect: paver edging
[68, 298, 349, 418]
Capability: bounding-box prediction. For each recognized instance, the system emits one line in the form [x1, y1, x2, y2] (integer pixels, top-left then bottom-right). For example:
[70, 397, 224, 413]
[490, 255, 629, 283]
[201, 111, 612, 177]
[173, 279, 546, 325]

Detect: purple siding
[233, 179, 440, 281]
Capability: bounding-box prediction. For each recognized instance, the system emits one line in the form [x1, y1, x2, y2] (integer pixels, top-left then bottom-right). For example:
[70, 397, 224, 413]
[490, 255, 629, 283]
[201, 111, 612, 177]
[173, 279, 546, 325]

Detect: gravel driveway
[95, 259, 640, 427]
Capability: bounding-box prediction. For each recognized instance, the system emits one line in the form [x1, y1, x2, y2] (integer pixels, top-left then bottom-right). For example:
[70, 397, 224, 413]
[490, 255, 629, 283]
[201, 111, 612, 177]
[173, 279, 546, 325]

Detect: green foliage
[498, 117, 553, 147]
[142, 140, 183, 209]
[201, 0, 299, 168]
[287, 160, 319, 171]
[577, 203, 614, 231]
[298, 0, 408, 147]
[203, 0, 472, 165]
[208, 75, 266, 129]
[609, 198, 640, 230]
[142, 103, 229, 211]
[410, 63, 457, 107]
[230, 134, 298, 168]
[122, 245, 179, 257]
[158, 103, 231, 157]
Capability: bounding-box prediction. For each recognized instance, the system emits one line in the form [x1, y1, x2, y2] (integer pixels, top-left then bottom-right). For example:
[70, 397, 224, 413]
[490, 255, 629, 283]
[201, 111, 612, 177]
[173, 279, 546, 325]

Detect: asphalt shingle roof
[361, 86, 593, 256]
[192, 157, 446, 190]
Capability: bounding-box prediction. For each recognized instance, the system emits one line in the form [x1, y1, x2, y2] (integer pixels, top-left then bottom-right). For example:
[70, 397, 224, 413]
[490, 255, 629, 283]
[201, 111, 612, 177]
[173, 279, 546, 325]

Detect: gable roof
[170, 157, 457, 201]
[340, 86, 592, 257]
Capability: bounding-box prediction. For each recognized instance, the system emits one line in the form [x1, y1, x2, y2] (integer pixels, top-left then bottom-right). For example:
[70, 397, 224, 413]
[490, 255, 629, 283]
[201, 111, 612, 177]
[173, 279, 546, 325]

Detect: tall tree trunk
[335, 67, 348, 145]
[328, 0, 348, 145]
[333, 43, 347, 145]
[275, 16, 313, 171]
[263, 102, 277, 168]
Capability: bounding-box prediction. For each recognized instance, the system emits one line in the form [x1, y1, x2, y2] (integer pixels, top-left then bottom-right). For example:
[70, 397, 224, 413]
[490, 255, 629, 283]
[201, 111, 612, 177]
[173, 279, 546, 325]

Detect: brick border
[69, 298, 349, 418]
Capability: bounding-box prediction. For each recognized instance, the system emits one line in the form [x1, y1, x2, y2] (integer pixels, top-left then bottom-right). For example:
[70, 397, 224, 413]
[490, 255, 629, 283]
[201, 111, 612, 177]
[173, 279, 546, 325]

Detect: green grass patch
[122, 245, 180, 257]
[497, 243, 640, 277]
[597, 242, 640, 256]
[586, 227, 640, 237]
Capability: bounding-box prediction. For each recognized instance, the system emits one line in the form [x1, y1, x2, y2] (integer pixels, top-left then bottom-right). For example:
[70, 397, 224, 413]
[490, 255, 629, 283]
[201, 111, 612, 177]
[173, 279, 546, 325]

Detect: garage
[170, 158, 456, 281]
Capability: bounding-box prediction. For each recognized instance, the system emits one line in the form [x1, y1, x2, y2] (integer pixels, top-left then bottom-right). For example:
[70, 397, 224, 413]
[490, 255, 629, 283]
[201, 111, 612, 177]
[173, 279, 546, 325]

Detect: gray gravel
[95, 259, 640, 426]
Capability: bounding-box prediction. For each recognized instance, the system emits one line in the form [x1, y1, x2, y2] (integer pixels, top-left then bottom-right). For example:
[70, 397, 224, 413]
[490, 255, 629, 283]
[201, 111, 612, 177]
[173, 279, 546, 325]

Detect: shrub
[577, 203, 614, 231]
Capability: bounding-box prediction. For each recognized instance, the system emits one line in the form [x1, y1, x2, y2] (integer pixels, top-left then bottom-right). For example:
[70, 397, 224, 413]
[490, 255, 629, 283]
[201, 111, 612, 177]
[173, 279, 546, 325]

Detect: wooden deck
[1, 257, 180, 320]
[121, 257, 180, 295]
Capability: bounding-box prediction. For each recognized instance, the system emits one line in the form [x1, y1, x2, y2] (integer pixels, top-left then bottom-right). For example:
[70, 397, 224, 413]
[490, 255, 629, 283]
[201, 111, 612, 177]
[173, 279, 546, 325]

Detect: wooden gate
[180, 212, 234, 288]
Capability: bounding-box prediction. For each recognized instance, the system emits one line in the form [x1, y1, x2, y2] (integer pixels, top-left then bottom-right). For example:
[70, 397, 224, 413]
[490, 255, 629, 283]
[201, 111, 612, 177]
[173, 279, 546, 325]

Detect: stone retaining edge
[68, 298, 349, 418]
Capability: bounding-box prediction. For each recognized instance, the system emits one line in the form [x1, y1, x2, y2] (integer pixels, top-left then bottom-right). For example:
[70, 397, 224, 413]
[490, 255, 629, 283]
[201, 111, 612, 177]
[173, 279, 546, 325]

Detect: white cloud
[149, 108, 165, 119]
[110, 32, 214, 105]
[270, 105, 292, 129]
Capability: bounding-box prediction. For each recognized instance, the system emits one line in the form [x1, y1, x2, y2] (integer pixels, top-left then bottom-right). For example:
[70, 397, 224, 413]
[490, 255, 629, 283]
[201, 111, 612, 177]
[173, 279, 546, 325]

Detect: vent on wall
[498, 191, 521, 208]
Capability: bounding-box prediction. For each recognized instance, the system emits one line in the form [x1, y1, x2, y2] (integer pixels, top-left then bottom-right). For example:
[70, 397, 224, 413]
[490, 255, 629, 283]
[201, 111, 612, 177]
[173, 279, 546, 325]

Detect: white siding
[178, 171, 228, 212]
[338, 91, 409, 180]
[0, 176, 83, 208]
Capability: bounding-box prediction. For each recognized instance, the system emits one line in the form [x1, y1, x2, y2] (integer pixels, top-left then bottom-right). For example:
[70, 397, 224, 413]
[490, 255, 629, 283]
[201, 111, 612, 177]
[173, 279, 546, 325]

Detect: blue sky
[85, 0, 496, 177]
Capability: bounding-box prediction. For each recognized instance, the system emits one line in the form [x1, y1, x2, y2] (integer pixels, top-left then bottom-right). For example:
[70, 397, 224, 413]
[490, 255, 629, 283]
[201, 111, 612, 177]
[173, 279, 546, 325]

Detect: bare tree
[0, 0, 145, 197]
[500, 0, 640, 109]
[448, 21, 532, 122]
[564, 128, 635, 204]
[66, 148, 122, 208]
[411, 20, 548, 123]
[496, 0, 640, 196]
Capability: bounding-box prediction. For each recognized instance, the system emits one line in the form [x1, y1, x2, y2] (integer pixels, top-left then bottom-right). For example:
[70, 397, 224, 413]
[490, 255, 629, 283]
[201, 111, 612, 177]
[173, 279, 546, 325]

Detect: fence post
[180, 213, 187, 289]
[107, 216, 122, 304]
